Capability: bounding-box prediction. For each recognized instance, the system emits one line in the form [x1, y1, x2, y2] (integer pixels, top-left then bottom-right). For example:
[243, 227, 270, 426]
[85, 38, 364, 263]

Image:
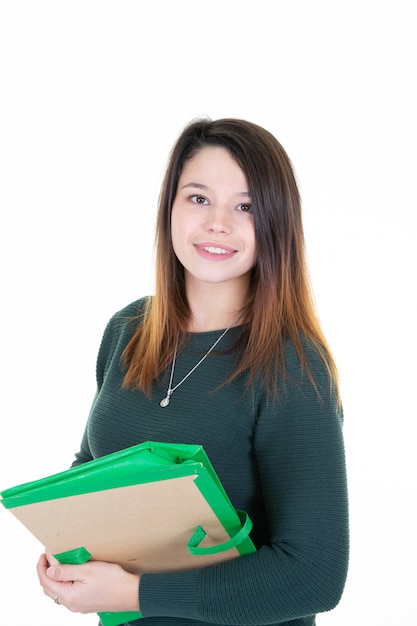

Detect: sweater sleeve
[139, 344, 349, 624]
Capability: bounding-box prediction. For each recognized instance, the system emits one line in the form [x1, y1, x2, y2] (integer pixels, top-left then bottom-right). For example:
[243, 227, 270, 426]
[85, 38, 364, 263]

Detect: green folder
[1, 441, 256, 626]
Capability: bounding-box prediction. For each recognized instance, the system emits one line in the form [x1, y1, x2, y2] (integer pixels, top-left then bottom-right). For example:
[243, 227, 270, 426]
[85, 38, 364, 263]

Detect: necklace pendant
[159, 328, 230, 409]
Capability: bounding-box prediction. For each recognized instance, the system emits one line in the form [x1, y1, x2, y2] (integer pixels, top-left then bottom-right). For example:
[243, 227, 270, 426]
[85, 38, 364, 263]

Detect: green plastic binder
[1, 441, 256, 626]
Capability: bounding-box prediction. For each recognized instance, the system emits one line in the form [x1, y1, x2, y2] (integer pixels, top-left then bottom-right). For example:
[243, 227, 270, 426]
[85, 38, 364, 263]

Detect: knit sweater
[73, 298, 349, 626]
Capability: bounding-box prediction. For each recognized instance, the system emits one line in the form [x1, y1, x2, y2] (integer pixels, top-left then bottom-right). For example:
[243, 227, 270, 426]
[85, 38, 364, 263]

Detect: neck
[184, 275, 249, 332]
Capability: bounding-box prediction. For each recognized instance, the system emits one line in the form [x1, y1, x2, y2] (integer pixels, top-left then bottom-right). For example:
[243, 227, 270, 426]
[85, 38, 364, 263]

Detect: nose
[204, 205, 231, 234]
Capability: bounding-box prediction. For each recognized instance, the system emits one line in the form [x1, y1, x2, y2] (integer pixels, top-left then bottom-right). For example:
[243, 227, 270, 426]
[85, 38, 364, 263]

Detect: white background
[0, 1, 415, 624]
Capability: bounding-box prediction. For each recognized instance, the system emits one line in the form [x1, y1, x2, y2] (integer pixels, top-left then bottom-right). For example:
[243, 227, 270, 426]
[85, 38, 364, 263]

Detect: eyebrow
[180, 182, 251, 196]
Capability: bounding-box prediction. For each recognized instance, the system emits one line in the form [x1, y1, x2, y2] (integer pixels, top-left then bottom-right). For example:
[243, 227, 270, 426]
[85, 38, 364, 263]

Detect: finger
[36, 554, 66, 604]
[36, 553, 49, 580]
[45, 550, 60, 566]
[46, 562, 90, 584]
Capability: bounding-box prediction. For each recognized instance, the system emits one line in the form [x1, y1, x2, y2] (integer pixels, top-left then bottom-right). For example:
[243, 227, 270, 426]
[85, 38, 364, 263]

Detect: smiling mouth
[201, 246, 232, 255]
[194, 243, 237, 260]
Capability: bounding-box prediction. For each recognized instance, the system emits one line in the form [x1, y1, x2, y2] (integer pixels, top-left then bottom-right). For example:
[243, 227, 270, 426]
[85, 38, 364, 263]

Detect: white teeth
[202, 246, 230, 254]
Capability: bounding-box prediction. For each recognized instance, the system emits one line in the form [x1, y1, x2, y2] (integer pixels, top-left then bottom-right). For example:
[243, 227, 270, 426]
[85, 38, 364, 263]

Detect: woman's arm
[138, 348, 349, 624]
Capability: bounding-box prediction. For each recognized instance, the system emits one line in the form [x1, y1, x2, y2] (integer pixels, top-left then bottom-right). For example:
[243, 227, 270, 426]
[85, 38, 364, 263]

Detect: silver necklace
[160, 327, 230, 407]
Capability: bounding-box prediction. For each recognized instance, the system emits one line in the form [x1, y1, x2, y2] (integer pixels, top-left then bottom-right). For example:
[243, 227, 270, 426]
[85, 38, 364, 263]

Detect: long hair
[122, 118, 338, 397]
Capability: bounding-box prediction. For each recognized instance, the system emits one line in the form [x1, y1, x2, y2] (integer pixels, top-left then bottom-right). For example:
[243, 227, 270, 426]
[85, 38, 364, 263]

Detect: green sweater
[73, 298, 349, 626]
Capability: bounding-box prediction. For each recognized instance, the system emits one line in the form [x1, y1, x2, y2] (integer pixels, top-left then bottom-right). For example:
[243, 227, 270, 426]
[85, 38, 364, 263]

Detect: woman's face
[171, 146, 257, 294]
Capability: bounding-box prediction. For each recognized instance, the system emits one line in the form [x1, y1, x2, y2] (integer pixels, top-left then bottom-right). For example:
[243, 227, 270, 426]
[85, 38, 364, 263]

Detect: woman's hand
[36, 552, 140, 614]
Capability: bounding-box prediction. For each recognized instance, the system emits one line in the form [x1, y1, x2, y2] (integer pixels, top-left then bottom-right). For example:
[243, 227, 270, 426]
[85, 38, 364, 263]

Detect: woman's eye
[191, 195, 208, 205]
[237, 203, 252, 213]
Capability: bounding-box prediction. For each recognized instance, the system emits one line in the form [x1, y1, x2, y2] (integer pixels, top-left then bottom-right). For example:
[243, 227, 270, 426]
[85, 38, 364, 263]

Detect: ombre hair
[123, 118, 338, 398]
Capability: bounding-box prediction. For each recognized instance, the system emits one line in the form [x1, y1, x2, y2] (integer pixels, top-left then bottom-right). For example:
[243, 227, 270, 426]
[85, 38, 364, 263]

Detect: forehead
[179, 146, 248, 189]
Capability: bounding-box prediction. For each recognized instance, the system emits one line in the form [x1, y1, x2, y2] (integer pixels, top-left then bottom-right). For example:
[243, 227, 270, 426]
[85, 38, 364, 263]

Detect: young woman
[37, 118, 349, 625]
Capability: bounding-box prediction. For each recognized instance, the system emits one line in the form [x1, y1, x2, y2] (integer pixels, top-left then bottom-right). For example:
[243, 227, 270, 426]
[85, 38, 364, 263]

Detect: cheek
[170, 223, 180, 259]
[249, 246, 258, 270]
[170, 207, 179, 244]
[246, 224, 257, 262]
[170, 210, 188, 260]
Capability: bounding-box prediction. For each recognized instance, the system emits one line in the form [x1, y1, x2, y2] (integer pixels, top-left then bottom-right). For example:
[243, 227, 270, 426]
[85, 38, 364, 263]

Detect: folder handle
[54, 546, 92, 564]
[187, 510, 253, 556]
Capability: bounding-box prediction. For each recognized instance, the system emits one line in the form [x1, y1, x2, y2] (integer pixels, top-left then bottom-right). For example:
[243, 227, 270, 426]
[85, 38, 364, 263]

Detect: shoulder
[278, 333, 341, 413]
[96, 297, 150, 369]
[284, 333, 330, 378]
[108, 296, 149, 326]
[102, 296, 150, 339]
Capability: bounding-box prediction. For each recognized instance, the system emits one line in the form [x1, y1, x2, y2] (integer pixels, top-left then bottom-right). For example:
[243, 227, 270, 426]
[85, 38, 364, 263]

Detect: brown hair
[122, 118, 338, 397]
